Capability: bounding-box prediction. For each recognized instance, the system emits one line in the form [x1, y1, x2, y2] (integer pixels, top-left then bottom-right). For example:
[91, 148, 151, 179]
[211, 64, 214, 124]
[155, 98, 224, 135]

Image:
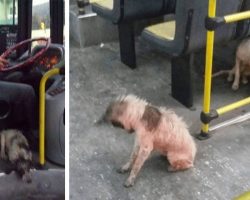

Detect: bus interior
[0, 0, 65, 199]
[70, 1, 250, 199]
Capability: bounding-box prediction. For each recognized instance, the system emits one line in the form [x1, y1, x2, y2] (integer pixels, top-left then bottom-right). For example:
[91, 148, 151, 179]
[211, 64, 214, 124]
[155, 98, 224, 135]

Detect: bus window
[0, 0, 18, 54]
[32, 0, 50, 42]
[0, 0, 18, 25]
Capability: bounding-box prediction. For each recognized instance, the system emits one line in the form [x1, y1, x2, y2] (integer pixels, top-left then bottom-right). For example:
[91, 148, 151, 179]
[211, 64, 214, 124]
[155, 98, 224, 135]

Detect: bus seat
[141, 0, 244, 107]
[236, 0, 250, 38]
[0, 100, 11, 130]
[91, 0, 175, 68]
[0, 71, 24, 83]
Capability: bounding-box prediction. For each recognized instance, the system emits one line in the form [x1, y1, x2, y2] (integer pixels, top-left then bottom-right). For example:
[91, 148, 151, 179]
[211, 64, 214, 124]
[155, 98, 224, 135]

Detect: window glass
[0, 0, 18, 25]
[32, 0, 50, 40]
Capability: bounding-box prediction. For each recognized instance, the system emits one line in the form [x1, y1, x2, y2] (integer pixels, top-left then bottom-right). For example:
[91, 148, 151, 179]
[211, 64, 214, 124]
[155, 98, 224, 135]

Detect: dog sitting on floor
[98, 94, 196, 187]
[0, 129, 33, 183]
[213, 38, 250, 90]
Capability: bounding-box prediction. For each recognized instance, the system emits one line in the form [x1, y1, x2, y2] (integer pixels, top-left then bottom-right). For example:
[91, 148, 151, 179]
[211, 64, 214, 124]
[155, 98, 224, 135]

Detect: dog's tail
[212, 70, 231, 78]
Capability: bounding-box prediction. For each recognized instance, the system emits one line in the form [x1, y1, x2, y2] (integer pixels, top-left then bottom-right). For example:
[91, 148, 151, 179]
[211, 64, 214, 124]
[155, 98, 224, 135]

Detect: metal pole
[200, 0, 217, 137]
[39, 68, 60, 165]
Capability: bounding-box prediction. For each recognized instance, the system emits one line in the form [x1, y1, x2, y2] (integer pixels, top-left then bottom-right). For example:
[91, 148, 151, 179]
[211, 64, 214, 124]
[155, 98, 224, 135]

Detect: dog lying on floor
[0, 129, 33, 183]
[213, 38, 250, 90]
[98, 94, 196, 187]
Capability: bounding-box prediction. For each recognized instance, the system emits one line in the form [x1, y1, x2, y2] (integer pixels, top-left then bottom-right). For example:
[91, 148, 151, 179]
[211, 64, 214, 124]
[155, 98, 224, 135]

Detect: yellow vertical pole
[201, 0, 217, 134]
[39, 68, 60, 165]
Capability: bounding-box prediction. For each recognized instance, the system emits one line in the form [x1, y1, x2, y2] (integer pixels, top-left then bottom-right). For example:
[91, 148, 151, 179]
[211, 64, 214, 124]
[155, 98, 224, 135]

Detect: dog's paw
[123, 178, 135, 188]
[116, 167, 130, 174]
[232, 84, 239, 90]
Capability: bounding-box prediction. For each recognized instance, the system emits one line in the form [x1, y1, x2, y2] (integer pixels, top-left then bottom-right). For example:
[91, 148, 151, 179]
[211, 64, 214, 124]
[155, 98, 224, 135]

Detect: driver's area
[1, 41, 64, 95]
[0, 0, 65, 199]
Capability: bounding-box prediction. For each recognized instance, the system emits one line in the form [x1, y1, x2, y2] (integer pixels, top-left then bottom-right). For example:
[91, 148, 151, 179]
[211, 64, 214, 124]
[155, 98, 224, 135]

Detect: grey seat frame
[92, 0, 175, 68]
[142, 0, 248, 107]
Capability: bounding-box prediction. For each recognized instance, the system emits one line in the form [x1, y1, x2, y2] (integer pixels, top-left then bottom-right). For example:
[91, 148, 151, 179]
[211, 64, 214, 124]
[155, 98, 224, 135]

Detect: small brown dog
[213, 38, 250, 90]
[99, 95, 196, 187]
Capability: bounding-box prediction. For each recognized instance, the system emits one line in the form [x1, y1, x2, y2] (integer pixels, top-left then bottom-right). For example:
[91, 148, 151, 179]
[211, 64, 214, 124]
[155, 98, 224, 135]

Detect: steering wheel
[0, 37, 51, 72]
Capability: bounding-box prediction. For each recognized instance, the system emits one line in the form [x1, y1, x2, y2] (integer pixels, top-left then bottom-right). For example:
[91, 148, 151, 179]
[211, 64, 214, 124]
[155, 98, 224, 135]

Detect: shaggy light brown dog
[0, 129, 33, 183]
[213, 38, 250, 90]
[99, 95, 196, 187]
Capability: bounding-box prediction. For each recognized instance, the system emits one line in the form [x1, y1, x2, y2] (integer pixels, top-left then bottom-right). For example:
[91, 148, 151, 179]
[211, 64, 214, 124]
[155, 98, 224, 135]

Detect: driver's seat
[0, 71, 24, 83]
[0, 99, 11, 130]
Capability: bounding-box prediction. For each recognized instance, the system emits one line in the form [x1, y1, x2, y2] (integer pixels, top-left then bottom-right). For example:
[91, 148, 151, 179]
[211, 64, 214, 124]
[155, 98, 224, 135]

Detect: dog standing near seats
[213, 38, 250, 90]
[98, 95, 196, 187]
[0, 129, 33, 183]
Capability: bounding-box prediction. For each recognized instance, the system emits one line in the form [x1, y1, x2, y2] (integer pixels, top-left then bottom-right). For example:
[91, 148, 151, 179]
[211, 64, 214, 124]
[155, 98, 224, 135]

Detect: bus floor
[0, 150, 64, 191]
[0, 150, 63, 172]
[0, 152, 64, 199]
[70, 38, 250, 200]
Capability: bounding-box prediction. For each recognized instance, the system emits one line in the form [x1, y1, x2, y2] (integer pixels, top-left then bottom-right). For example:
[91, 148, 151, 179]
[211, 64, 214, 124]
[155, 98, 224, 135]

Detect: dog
[212, 38, 250, 90]
[98, 95, 197, 187]
[0, 129, 33, 183]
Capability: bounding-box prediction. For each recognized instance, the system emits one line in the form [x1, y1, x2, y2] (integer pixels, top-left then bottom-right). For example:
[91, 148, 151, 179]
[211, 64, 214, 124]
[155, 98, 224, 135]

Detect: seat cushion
[144, 21, 175, 41]
[90, 0, 113, 10]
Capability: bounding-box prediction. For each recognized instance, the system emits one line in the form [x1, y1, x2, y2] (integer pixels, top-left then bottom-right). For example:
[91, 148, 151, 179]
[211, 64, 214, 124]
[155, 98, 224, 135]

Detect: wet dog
[0, 129, 33, 183]
[213, 38, 250, 90]
[98, 95, 196, 187]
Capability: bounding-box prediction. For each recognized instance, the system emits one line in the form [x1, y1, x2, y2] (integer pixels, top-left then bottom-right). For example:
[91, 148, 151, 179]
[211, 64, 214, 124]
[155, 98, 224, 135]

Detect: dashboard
[31, 44, 64, 73]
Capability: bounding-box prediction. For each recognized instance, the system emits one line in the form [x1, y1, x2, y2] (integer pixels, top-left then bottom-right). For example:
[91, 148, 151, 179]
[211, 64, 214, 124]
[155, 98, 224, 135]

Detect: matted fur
[102, 94, 197, 187]
[0, 129, 33, 183]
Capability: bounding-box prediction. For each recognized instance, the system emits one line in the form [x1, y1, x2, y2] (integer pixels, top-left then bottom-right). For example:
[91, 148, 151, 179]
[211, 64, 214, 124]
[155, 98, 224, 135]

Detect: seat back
[91, 0, 122, 23]
[0, 99, 11, 130]
[174, 0, 244, 54]
[236, 0, 250, 38]
[122, 0, 170, 21]
[92, 0, 174, 23]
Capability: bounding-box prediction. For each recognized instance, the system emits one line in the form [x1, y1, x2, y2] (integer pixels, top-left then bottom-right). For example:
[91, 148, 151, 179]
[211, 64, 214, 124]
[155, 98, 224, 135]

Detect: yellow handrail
[39, 68, 60, 165]
[224, 10, 250, 23]
[201, 0, 217, 134]
[217, 97, 250, 115]
[199, 1, 250, 139]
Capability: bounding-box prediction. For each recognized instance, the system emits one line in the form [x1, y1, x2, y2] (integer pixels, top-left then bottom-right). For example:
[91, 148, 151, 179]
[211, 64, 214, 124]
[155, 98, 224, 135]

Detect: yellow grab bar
[39, 68, 60, 165]
[217, 97, 250, 115]
[224, 11, 250, 24]
[199, 1, 250, 139]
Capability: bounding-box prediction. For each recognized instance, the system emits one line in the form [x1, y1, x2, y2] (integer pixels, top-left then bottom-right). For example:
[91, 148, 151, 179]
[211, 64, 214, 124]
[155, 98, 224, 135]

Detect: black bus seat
[236, 0, 250, 38]
[141, 0, 245, 108]
[0, 100, 11, 130]
[91, 0, 176, 68]
[90, 0, 121, 23]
